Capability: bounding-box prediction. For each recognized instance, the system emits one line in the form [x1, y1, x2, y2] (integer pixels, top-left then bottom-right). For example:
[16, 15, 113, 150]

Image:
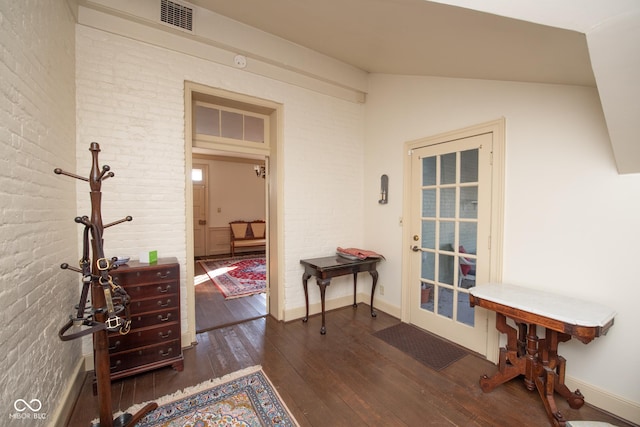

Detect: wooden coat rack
[56, 143, 156, 427]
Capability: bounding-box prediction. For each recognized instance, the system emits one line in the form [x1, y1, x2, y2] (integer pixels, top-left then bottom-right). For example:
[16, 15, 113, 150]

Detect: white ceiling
[189, 0, 598, 86]
[188, 0, 640, 174]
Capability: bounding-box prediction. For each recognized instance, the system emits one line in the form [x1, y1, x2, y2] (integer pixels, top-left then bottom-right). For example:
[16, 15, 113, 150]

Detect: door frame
[184, 81, 284, 346]
[401, 118, 506, 362]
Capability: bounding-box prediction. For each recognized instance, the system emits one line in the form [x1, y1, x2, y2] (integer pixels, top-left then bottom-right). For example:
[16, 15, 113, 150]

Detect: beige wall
[198, 159, 266, 227]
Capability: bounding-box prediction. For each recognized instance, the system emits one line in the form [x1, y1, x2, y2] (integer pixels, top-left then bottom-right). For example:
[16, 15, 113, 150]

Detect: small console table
[469, 283, 615, 427]
[300, 256, 380, 334]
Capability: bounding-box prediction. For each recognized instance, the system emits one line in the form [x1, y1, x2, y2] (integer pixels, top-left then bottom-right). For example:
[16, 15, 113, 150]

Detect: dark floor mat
[373, 323, 469, 371]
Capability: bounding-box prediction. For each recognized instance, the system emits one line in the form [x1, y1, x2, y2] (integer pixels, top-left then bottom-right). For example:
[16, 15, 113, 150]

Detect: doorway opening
[184, 82, 283, 343]
[192, 155, 268, 332]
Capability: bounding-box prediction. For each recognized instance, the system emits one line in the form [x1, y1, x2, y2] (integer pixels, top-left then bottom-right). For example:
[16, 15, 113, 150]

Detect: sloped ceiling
[190, 0, 640, 174]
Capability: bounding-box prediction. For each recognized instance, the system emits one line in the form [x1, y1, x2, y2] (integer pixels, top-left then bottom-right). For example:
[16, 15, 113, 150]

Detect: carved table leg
[535, 367, 567, 427]
[369, 270, 378, 317]
[302, 272, 311, 323]
[545, 330, 585, 409]
[318, 278, 330, 334]
[480, 313, 525, 392]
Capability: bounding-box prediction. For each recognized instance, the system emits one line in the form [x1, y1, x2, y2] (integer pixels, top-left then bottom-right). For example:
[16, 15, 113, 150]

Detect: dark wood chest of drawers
[107, 257, 184, 380]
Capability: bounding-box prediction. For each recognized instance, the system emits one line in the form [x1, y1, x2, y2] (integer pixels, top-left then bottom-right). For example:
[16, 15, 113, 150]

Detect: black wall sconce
[379, 174, 388, 204]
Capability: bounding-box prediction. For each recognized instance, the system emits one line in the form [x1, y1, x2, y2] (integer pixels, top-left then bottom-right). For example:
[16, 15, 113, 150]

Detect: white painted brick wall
[0, 0, 79, 422]
[76, 25, 366, 346]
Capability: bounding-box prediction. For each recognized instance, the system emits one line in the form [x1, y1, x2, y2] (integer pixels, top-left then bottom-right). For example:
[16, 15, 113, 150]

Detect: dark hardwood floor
[67, 304, 633, 427]
[194, 254, 267, 332]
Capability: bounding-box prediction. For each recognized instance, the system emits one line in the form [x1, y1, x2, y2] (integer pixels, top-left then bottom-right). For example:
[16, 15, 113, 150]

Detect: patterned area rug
[373, 323, 469, 371]
[198, 256, 266, 299]
[120, 366, 298, 427]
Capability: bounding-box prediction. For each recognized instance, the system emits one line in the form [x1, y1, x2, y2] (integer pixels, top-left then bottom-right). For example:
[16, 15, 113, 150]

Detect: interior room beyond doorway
[192, 154, 267, 332]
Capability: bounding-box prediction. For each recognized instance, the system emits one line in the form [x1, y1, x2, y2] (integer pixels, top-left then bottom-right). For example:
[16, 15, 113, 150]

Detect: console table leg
[302, 273, 311, 323]
[480, 347, 523, 392]
[479, 314, 524, 392]
[535, 367, 567, 427]
[318, 279, 329, 335]
[352, 272, 358, 308]
[369, 270, 378, 317]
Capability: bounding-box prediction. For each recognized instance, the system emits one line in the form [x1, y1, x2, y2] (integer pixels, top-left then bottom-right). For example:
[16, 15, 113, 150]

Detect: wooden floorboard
[194, 256, 267, 332]
[67, 305, 635, 427]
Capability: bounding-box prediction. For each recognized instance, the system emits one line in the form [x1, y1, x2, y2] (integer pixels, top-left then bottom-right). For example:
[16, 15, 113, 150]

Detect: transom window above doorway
[195, 102, 266, 144]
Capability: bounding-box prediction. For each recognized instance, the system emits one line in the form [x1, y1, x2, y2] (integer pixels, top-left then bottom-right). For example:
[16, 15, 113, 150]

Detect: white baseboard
[565, 376, 640, 425]
[47, 358, 85, 427]
[283, 292, 401, 322]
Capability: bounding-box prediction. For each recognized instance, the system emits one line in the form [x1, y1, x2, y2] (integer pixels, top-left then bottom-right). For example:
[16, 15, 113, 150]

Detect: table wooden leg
[543, 330, 585, 410]
[302, 273, 311, 323]
[479, 313, 524, 392]
[352, 272, 358, 308]
[318, 278, 330, 334]
[535, 366, 567, 427]
[369, 270, 378, 317]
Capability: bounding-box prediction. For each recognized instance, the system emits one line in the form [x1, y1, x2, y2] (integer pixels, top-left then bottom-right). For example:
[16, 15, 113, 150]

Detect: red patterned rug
[198, 256, 266, 299]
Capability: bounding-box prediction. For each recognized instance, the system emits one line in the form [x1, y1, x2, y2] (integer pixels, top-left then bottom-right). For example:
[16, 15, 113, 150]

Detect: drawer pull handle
[158, 313, 172, 322]
[110, 360, 121, 371]
[157, 299, 171, 308]
[157, 285, 171, 293]
[108, 340, 121, 351]
[157, 271, 171, 279]
[158, 331, 172, 339]
[159, 348, 173, 357]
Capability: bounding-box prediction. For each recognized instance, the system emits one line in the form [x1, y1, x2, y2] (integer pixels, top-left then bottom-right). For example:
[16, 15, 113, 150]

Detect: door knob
[411, 245, 421, 252]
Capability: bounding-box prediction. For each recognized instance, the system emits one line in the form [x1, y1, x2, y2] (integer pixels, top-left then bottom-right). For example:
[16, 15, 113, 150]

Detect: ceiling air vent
[160, 0, 194, 32]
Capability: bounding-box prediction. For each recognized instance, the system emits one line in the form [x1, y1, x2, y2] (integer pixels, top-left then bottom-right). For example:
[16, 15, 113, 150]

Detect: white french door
[409, 132, 492, 354]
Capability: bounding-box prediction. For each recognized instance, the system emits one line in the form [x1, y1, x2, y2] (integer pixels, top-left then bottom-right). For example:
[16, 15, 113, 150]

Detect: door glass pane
[191, 168, 203, 182]
[421, 251, 435, 281]
[422, 189, 436, 217]
[460, 149, 478, 183]
[437, 286, 454, 319]
[422, 156, 436, 186]
[421, 220, 435, 249]
[440, 153, 456, 184]
[457, 291, 475, 326]
[420, 282, 434, 312]
[460, 187, 478, 219]
[459, 222, 477, 253]
[439, 222, 454, 251]
[440, 188, 456, 218]
[438, 253, 454, 285]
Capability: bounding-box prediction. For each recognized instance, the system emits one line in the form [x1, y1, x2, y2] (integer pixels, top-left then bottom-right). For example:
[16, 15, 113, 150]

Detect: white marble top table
[469, 283, 616, 329]
[469, 283, 616, 426]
